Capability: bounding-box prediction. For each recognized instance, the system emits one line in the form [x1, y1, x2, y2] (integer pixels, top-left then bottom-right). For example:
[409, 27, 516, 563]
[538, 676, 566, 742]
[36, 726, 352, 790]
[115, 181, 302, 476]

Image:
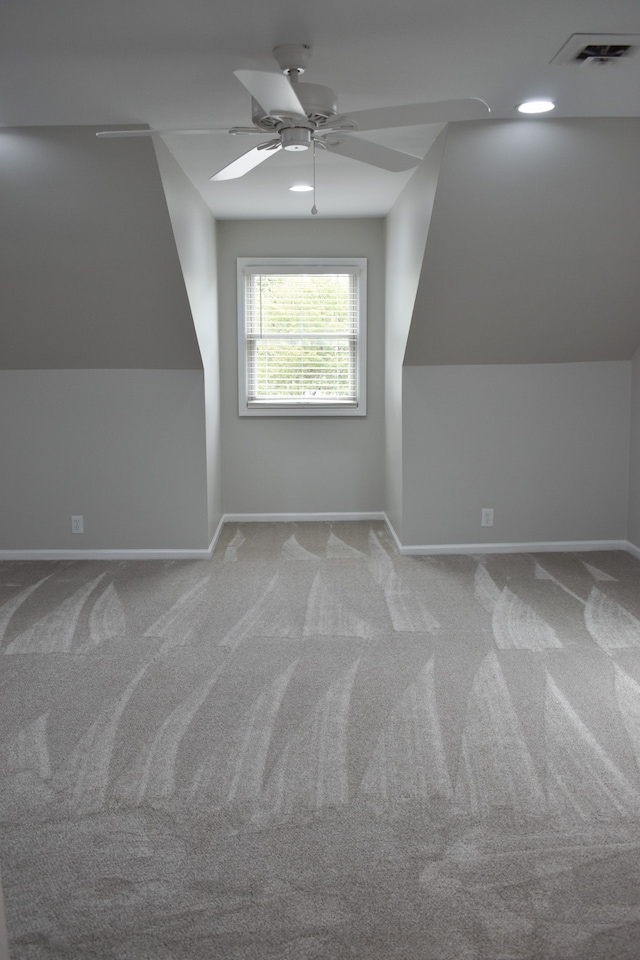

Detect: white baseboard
[383, 514, 404, 552]
[209, 513, 226, 556]
[223, 512, 386, 524]
[383, 516, 630, 556]
[0, 515, 225, 562]
[1, 513, 636, 562]
[0, 546, 214, 561]
[626, 540, 640, 561]
[0, 514, 383, 561]
[395, 538, 629, 556]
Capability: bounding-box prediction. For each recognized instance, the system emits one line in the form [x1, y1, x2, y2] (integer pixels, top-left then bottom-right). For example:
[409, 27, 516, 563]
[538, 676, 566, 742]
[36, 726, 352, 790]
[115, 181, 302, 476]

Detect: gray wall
[629, 346, 640, 549]
[2, 122, 639, 550]
[384, 130, 447, 533]
[0, 370, 208, 550]
[394, 118, 640, 548]
[405, 119, 640, 366]
[217, 219, 385, 515]
[154, 141, 222, 542]
[402, 362, 631, 547]
[0, 127, 201, 370]
[0, 127, 211, 552]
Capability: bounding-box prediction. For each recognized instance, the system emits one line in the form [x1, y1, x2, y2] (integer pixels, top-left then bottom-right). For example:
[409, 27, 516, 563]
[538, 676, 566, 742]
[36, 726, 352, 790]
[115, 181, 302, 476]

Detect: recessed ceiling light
[517, 99, 556, 114]
[289, 184, 314, 192]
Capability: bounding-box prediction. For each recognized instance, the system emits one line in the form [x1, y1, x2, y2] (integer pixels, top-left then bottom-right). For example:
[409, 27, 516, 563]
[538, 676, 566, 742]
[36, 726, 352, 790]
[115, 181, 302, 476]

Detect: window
[237, 258, 366, 417]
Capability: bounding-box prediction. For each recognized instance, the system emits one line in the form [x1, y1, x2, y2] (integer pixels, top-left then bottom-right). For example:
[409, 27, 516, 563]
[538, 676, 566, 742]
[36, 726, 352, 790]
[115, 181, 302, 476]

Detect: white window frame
[237, 257, 367, 417]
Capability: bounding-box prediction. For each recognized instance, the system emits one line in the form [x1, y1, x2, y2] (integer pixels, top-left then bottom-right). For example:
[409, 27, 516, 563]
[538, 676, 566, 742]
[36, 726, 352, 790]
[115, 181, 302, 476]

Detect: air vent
[551, 34, 640, 66]
[575, 44, 632, 64]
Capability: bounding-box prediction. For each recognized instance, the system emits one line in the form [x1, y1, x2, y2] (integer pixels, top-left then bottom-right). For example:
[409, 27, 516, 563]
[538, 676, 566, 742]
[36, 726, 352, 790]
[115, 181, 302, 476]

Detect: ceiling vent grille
[551, 34, 640, 66]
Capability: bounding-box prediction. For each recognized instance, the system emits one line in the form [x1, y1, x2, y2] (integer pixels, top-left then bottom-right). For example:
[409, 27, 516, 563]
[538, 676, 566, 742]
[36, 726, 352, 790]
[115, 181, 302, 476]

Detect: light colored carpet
[2, 521, 640, 958]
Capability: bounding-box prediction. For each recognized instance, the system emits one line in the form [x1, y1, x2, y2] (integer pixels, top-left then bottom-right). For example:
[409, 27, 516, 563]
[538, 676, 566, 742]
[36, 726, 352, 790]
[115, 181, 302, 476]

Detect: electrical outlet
[71, 515, 84, 535]
[481, 508, 494, 527]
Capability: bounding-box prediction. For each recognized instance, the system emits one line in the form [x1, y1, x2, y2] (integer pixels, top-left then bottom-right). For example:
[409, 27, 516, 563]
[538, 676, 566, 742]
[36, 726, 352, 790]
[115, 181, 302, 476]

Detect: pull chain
[311, 140, 318, 215]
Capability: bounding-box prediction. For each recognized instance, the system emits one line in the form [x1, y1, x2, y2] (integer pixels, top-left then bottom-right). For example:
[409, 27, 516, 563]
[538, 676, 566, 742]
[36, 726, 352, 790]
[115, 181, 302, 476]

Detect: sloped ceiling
[404, 117, 640, 364]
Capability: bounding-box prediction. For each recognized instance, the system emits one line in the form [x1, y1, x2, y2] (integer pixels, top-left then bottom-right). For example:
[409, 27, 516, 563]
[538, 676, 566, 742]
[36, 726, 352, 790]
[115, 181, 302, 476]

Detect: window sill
[240, 402, 366, 418]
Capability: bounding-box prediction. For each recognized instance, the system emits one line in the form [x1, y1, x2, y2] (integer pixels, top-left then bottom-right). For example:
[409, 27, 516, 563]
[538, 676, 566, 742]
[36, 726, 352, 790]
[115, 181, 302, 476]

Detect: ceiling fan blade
[335, 98, 491, 132]
[210, 142, 282, 181]
[234, 69, 306, 119]
[323, 137, 421, 172]
[96, 127, 236, 138]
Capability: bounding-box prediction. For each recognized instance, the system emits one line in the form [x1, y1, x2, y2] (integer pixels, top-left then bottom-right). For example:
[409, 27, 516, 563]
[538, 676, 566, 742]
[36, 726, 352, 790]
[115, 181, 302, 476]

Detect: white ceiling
[2, 0, 640, 219]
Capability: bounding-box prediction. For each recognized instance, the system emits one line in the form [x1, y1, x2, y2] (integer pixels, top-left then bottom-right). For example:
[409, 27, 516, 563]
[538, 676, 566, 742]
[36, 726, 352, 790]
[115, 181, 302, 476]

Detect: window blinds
[244, 267, 360, 405]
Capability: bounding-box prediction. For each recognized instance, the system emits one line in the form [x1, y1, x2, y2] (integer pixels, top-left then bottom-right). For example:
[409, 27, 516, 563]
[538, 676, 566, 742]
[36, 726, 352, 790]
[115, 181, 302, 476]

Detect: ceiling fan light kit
[281, 127, 312, 151]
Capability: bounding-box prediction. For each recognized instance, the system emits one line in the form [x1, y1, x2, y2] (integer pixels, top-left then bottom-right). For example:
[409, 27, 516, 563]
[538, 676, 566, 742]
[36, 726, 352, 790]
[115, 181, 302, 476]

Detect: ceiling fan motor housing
[251, 83, 339, 129]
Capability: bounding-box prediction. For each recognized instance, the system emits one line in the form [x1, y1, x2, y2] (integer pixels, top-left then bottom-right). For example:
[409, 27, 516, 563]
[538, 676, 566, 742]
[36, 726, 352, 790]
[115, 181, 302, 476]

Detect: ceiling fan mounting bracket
[273, 44, 312, 77]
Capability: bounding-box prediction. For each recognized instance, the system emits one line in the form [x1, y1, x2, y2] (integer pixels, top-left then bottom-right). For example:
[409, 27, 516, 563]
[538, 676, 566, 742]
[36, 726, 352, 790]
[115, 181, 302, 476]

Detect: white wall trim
[383, 514, 633, 556]
[1, 517, 635, 562]
[0, 546, 213, 561]
[626, 540, 640, 561]
[0, 515, 226, 562]
[223, 512, 387, 524]
[383, 514, 404, 552]
[397, 540, 628, 556]
[397, 539, 629, 556]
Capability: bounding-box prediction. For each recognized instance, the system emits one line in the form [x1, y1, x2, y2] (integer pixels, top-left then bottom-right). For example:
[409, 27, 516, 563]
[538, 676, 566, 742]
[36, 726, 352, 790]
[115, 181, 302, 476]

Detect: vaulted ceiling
[2, 0, 640, 218]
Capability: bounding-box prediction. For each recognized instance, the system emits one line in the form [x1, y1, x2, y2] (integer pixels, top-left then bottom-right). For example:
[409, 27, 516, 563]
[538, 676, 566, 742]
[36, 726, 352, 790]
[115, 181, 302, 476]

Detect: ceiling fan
[97, 44, 490, 181]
